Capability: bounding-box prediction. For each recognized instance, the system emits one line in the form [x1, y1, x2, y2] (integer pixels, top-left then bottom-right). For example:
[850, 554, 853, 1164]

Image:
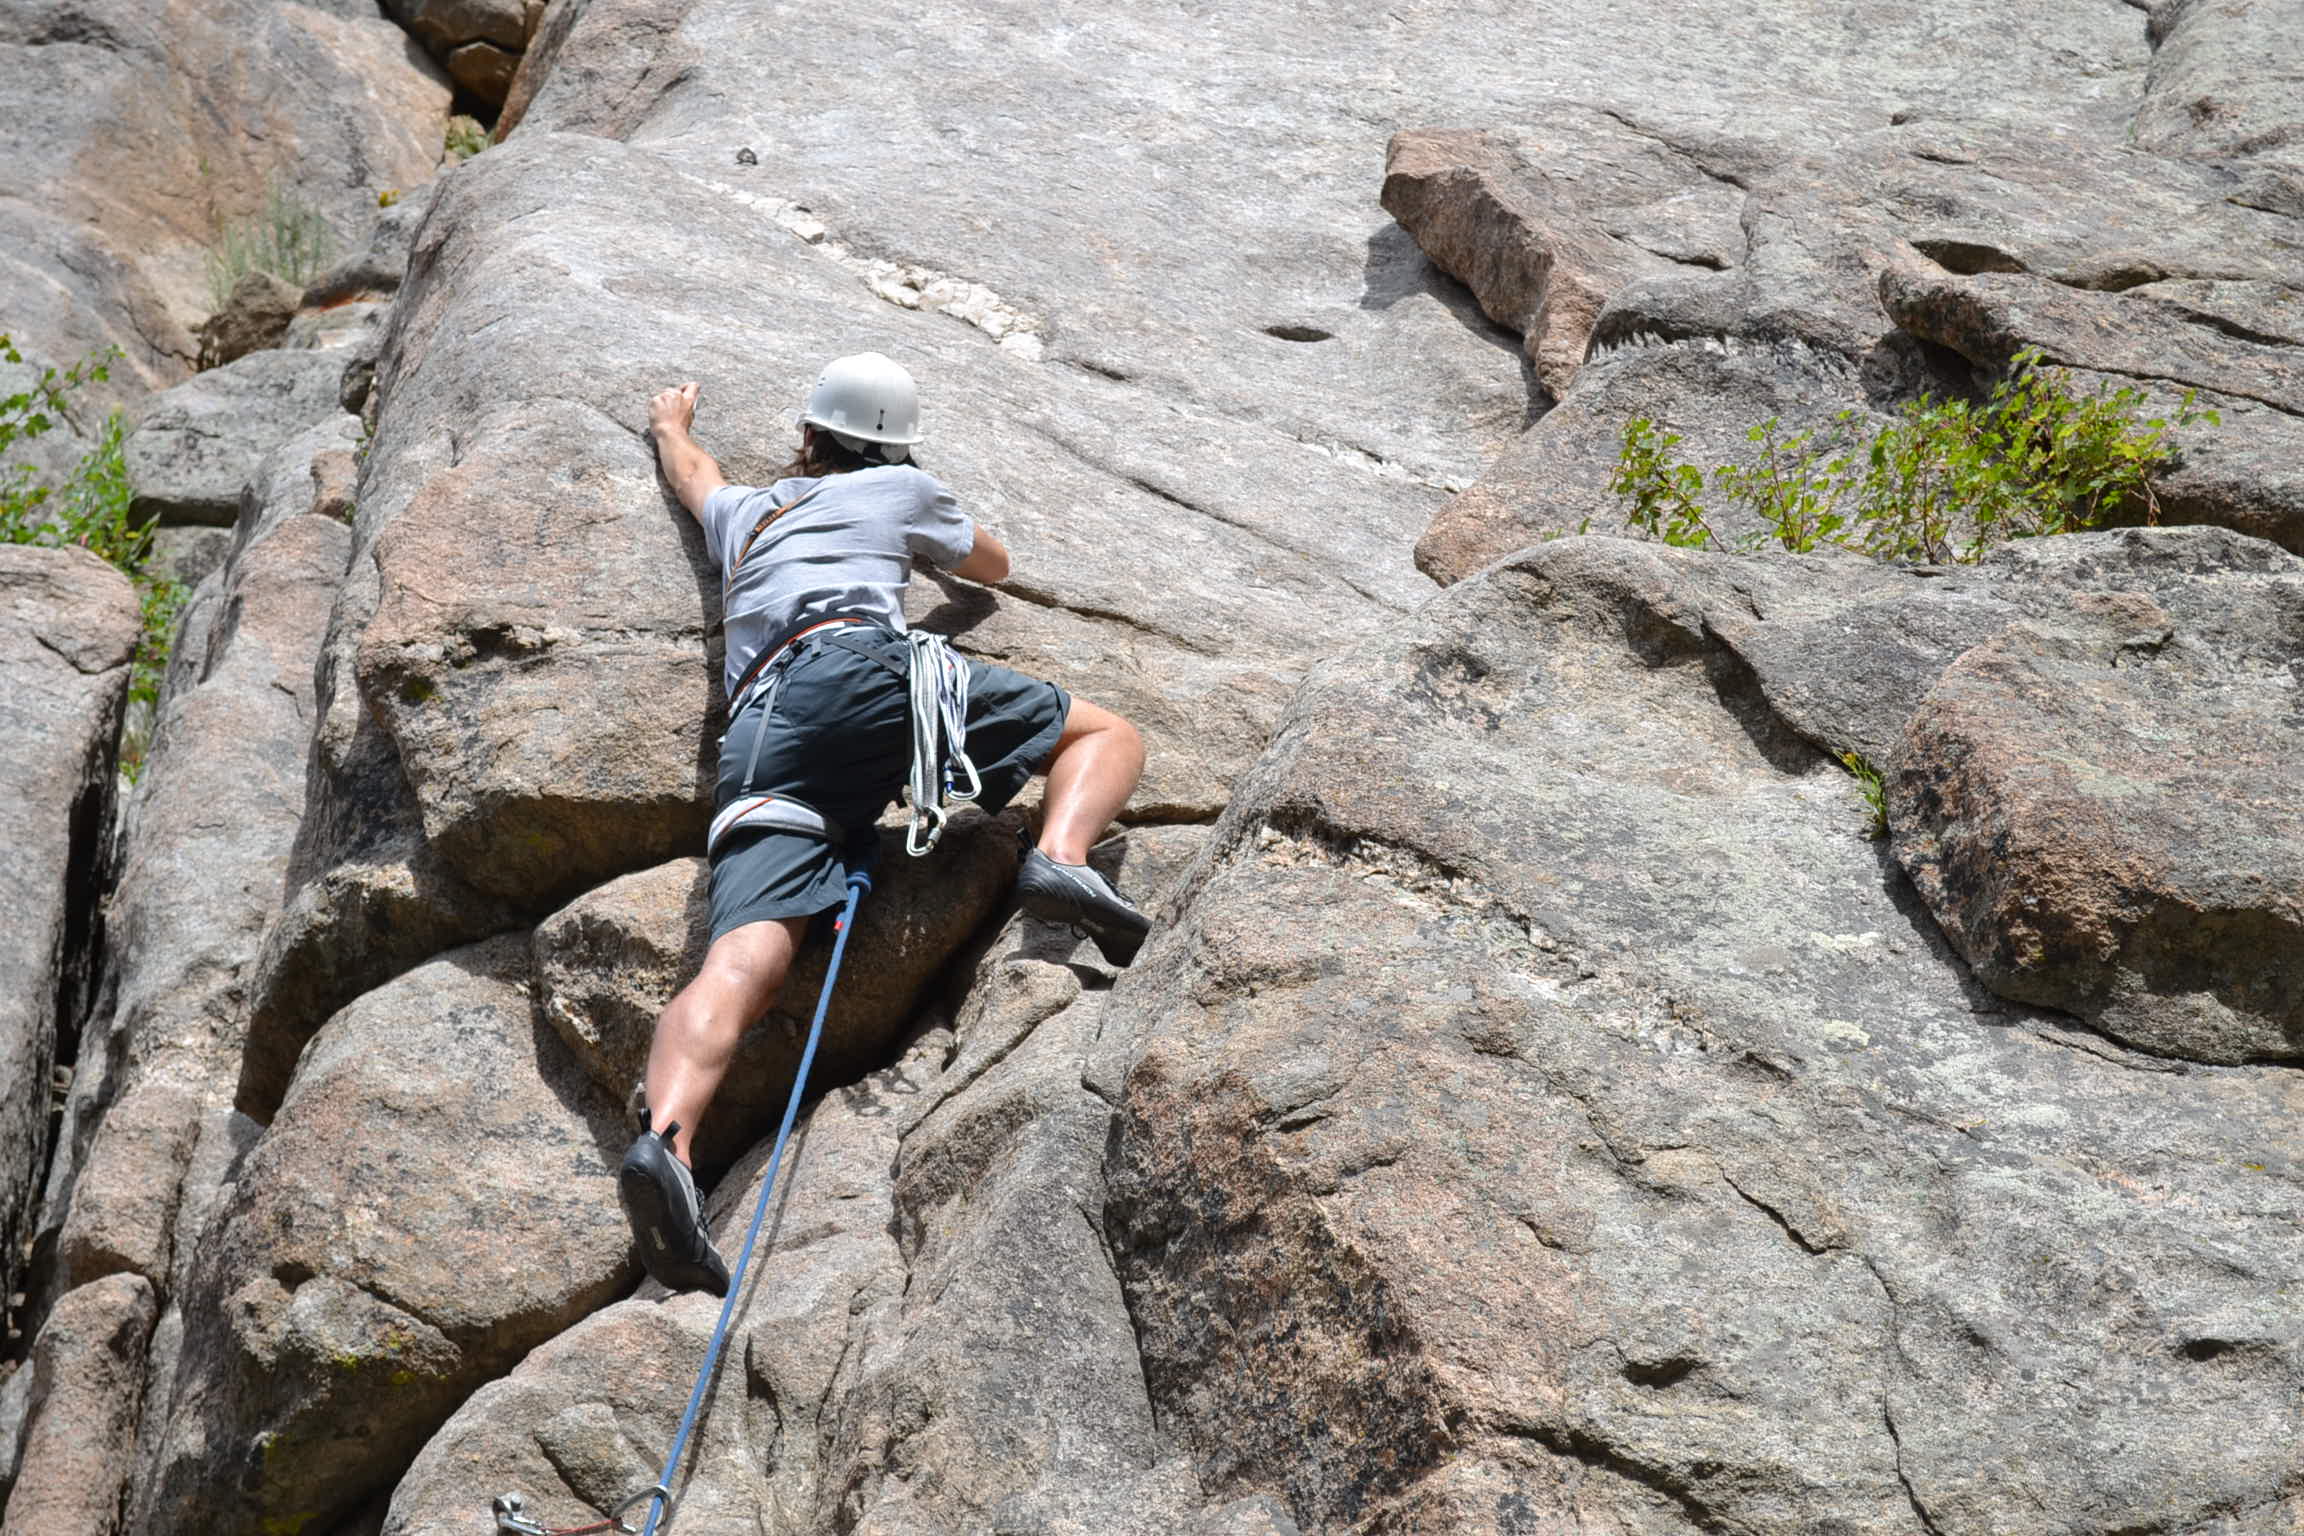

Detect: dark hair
[779, 424, 914, 480]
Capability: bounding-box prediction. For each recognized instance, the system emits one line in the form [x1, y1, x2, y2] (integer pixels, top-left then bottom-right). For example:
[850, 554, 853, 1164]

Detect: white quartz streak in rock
[716, 183, 1048, 359]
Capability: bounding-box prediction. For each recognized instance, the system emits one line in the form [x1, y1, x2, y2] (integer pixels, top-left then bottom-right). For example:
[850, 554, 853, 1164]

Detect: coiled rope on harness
[493, 855, 876, 1536]
[901, 630, 980, 856]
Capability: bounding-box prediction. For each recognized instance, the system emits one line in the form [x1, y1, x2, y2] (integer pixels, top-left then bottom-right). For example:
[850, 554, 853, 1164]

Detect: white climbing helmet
[801, 352, 923, 461]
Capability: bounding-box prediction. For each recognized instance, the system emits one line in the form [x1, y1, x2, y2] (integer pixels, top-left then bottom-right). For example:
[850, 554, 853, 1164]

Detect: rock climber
[619, 352, 1150, 1296]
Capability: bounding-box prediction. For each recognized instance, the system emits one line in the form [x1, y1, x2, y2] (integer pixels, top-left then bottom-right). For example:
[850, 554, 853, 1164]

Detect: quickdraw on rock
[486, 849, 878, 1536]
[493, 1488, 658, 1535]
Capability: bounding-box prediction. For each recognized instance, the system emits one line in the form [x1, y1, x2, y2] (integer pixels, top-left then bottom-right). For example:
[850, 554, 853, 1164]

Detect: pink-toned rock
[532, 811, 1024, 1171]
[133, 936, 633, 1536]
[194, 270, 300, 369]
[0, 1273, 156, 1536]
[1892, 554, 2304, 1063]
[1382, 125, 1687, 400]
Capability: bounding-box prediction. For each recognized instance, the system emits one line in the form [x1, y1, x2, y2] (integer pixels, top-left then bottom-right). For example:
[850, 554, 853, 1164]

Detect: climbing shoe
[1016, 847, 1151, 967]
[618, 1118, 731, 1298]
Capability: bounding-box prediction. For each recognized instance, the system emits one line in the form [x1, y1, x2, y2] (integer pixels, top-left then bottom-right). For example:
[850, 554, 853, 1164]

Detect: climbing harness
[491, 851, 877, 1536]
[900, 630, 981, 856]
[719, 622, 979, 861]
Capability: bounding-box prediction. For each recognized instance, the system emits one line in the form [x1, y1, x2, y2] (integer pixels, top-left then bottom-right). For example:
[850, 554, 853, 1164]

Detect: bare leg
[642, 915, 808, 1166]
[1035, 696, 1144, 863]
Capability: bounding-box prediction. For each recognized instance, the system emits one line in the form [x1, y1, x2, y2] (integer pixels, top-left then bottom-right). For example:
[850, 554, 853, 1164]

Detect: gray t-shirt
[702, 465, 976, 699]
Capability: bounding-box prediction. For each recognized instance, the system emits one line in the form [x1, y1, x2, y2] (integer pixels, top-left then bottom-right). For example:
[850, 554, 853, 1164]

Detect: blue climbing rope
[634, 854, 877, 1536]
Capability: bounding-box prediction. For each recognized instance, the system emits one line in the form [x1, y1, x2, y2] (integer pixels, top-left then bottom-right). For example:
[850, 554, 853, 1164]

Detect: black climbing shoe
[618, 1118, 731, 1297]
[1016, 848, 1151, 967]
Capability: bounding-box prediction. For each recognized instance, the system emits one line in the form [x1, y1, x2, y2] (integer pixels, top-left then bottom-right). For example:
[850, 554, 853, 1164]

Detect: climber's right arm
[647, 381, 727, 521]
[948, 527, 1010, 585]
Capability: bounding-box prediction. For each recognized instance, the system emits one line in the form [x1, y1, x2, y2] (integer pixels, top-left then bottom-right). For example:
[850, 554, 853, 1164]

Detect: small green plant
[205, 183, 339, 309]
[2, 333, 186, 780]
[1840, 751, 1887, 839]
[444, 115, 489, 162]
[1610, 352, 2216, 565]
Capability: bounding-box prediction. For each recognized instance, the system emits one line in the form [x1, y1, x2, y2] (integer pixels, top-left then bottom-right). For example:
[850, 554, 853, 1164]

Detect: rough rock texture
[32, 423, 351, 1323]
[195, 271, 301, 370]
[1381, 120, 1709, 401]
[385, 851, 1235, 1536]
[133, 936, 632, 1536]
[124, 349, 356, 526]
[2133, 0, 2304, 168]
[1107, 536, 2304, 1533]
[0, 0, 452, 405]
[249, 118, 1446, 1073]
[1393, 105, 2304, 580]
[30, 0, 2304, 1531]
[0, 1273, 155, 1536]
[0, 548, 139, 1321]
[385, 0, 541, 104]
[532, 811, 1022, 1171]
[1894, 531, 2304, 1063]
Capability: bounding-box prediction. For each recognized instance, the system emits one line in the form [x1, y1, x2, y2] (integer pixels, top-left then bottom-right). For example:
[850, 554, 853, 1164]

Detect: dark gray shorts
[708, 627, 1068, 939]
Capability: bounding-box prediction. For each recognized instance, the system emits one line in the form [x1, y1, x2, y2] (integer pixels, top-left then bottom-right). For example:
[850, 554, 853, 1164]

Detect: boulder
[0, 548, 139, 1319]
[133, 936, 633, 1536]
[1105, 536, 2304, 1532]
[448, 38, 521, 99]
[385, 0, 537, 52]
[0, 1273, 156, 1536]
[195, 270, 301, 369]
[124, 349, 353, 526]
[384, 0, 542, 104]
[1893, 529, 2304, 1063]
[532, 811, 1021, 1171]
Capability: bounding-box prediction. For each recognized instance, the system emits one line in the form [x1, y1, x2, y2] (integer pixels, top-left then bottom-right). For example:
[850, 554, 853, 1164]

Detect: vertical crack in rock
[1880, 1398, 1947, 1536]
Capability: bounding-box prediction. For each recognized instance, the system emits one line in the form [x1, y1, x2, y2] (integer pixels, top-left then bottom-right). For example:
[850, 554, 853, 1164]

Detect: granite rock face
[12, 0, 2303, 1530]
[0, 549, 139, 1323]
[0, 1273, 155, 1536]
[29, 420, 352, 1345]
[1107, 536, 2304, 1533]
[134, 937, 632, 1536]
[1894, 530, 2304, 1064]
[0, 0, 451, 411]
[124, 349, 358, 527]
[1393, 103, 2304, 579]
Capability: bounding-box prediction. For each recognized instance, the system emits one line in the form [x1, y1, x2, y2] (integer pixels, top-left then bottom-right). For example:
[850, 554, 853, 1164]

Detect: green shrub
[445, 115, 489, 162]
[1610, 352, 2216, 564]
[205, 184, 339, 309]
[1840, 750, 1887, 839]
[1, 333, 185, 780]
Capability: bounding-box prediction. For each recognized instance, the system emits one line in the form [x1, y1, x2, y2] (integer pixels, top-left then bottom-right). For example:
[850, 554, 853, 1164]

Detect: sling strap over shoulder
[724, 485, 823, 595]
